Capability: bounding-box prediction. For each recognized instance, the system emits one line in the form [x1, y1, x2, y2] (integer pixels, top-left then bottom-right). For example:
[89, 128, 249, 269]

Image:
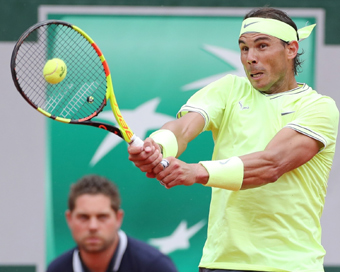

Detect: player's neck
[79, 237, 119, 272]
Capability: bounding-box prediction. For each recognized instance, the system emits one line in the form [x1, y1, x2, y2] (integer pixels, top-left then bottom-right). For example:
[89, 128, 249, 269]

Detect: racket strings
[13, 22, 108, 121]
[59, 81, 100, 118]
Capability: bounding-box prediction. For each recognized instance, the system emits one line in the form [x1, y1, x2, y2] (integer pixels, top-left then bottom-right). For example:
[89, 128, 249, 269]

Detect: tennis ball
[43, 58, 67, 84]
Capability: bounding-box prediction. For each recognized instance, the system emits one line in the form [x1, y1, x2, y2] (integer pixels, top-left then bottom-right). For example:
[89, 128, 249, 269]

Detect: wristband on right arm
[149, 129, 178, 158]
[199, 157, 244, 191]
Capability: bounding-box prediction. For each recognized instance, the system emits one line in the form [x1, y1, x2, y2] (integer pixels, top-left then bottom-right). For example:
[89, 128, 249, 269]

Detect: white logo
[239, 101, 249, 110]
[244, 21, 259, 28]
[89, 98, 175, 166]
[281, 111, 295, 116]
[181, 45, 246, 91]
[219, 159, 230, 165]
[149, 220, 206, 254]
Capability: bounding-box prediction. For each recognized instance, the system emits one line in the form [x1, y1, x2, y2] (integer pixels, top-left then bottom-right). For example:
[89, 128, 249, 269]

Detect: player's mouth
[250, 71, 264, 79]
[85, 236, 101, 243]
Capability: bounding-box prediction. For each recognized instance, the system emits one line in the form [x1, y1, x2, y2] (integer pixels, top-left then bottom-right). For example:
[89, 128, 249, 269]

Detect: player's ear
[116, 209, 124, 229]
[65, 210, 72, 226]
[287, 40, 299, 60]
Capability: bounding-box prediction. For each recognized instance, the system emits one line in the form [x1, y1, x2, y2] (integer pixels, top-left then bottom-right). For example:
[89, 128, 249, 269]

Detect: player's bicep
[240, 127, 320, 189]
[265, 127, 320, 173]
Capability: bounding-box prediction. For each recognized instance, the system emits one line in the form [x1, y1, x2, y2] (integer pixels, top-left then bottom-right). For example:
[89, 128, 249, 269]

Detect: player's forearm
[161, 122, 189, 156]
[198, 151, 285, 191]
[239, 150, 283, 189]
[193, 163, 210, 185]
[160, 112, 205, 157]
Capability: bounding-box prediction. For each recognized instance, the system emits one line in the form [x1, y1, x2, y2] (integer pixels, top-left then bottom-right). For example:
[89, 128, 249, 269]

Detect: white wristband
[149, 129, 178, 158]
[199, 157, 244, 191]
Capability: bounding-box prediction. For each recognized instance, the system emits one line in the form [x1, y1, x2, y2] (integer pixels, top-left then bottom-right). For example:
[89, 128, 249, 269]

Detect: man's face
[239, 33, 297, 94]
[66, 194, 123, 254]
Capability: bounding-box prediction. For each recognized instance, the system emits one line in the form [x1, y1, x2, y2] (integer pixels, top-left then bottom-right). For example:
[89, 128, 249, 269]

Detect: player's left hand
[155, 157, 208, 189]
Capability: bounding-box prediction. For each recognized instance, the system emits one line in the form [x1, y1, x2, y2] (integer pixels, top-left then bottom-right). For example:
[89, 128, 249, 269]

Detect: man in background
[47, 174, 178, 272]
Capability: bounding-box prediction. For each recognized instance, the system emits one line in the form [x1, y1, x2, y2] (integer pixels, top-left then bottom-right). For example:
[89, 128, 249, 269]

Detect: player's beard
[78, 234, 115, 253]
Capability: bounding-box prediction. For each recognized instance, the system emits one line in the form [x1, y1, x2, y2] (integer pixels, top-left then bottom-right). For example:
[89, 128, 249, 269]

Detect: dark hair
[244, 7, 304, 75]
[68, 175, 121, 212]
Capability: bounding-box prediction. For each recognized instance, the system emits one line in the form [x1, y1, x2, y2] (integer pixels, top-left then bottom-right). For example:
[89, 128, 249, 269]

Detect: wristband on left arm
[199, 157, 244, 191]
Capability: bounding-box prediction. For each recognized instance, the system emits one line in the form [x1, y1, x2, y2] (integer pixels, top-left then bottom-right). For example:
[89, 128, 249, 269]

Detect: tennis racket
[11, 20, 169, 167]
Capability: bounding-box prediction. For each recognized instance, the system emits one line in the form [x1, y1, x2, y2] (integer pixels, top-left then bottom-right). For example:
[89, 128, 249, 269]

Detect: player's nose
[247, 48, 258, 64]
[88, 217, 99, 230]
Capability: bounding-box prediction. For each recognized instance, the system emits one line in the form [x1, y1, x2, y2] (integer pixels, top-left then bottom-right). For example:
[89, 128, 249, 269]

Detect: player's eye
[77, 214, 89, 221]
[98, 214, 109, 220]
[259, 43, 267, 49]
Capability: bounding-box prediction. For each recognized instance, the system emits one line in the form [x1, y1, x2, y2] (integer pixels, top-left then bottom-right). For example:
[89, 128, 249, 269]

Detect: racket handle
[130, 135, 169, 169]
[130, 135, 144, 147]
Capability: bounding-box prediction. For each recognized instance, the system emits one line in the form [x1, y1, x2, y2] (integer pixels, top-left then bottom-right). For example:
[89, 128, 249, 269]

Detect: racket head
[11, 20, 109, 124]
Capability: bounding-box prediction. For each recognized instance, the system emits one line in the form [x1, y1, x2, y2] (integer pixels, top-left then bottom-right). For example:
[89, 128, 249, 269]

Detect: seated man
[47, 174, 178, 272]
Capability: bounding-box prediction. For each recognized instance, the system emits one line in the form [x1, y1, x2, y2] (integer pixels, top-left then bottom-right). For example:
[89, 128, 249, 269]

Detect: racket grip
[129, 135, 169, 169]
[130, 135, 144, 147]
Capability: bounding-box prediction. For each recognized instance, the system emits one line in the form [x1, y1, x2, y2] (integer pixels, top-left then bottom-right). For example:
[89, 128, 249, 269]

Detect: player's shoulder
[302, 85, 339, 113]
[46, 248, 75, 272]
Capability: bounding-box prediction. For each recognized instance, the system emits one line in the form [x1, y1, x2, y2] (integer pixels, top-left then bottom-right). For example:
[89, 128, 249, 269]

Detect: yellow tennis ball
[43, 58, 67, 84]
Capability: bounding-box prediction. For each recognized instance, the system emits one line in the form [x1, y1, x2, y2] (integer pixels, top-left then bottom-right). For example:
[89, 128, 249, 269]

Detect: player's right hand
[128, 137, 163, 175]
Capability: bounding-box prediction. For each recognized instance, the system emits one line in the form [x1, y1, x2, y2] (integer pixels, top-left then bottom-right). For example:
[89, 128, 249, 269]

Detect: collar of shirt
[72, 230, 128, 272]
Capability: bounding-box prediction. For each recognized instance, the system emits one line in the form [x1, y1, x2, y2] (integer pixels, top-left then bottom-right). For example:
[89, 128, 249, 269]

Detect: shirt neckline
[259, 83, 310, 99]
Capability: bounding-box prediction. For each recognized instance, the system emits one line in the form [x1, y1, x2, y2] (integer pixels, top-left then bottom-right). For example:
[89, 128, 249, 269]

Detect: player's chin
[250, 82, 269, 92]
[248, 76, 268, 91]
[85, 240, 111, 252]
[81, 243, 105, 253]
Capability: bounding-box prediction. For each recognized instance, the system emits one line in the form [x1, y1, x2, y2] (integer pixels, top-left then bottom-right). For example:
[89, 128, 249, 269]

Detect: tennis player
[128, 7, 339, 272]
[47, 175, 178, 272]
